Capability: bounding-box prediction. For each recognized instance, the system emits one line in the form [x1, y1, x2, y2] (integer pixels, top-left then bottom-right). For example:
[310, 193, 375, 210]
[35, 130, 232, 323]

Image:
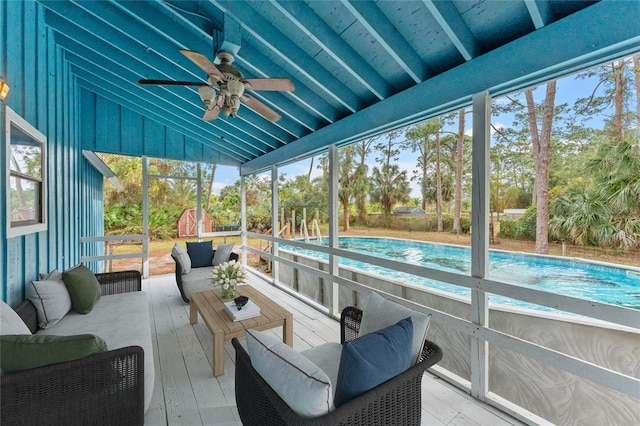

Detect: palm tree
[353, 138, 374, 222]
[550, 139, 640, 250]
[585, 139, 640, 248]
[370, 163, 411, 219]
[338, 146, 357, 231]
[550, 186, 608, 247]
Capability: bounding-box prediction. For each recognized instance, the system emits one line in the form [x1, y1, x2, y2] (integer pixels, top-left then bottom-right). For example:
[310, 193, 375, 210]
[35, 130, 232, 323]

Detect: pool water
[283, 237, 640, 312]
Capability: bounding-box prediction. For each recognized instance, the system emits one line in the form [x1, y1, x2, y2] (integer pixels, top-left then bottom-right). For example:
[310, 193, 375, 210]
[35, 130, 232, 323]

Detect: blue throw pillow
[186, 241, 214, 268]
[334, 317, 413, 407]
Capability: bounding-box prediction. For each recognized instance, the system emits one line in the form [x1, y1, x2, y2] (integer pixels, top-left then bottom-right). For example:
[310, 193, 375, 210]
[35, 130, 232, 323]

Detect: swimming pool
[282, 237, 640, 311]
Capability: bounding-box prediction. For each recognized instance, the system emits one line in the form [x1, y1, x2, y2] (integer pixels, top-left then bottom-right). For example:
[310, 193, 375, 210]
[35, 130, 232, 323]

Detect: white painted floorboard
[143, 273, 523, 426]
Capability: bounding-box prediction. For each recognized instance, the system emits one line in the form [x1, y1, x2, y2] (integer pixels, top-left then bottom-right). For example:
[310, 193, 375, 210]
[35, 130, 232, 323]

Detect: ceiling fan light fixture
[226, 78, 245, 97]
[229, 94, 241, 117]
[198, 85, 216, 106]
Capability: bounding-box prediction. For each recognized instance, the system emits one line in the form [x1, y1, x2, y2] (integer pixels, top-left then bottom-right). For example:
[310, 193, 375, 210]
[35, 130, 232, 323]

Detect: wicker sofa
[171, 250, 239, 303]
[232, 306, 443, 426]
[0, 270, 152, 426]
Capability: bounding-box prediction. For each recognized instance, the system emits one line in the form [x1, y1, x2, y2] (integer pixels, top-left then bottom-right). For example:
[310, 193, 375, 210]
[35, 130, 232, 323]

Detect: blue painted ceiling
[37, 0, 640, 175]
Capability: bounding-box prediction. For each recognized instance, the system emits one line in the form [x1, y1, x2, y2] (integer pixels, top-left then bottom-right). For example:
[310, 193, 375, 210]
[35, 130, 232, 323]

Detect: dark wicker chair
[232, 306, 443, 426]
[171, 250, 239, 302]
[0, 270, 145, 426]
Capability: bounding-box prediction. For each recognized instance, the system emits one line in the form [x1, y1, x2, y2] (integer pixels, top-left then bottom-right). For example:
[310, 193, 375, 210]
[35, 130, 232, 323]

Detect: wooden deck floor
[143, 273, 523, 426]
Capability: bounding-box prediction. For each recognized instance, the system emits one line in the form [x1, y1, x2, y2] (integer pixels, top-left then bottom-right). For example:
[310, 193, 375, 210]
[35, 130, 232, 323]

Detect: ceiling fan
[139, 49, 294, 122]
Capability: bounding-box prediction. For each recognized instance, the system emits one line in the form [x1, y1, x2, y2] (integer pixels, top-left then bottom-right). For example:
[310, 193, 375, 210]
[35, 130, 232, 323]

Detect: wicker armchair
[232, 306, 443, 426]
[0, 271, 145, 426]
[172, 251, 239, 302]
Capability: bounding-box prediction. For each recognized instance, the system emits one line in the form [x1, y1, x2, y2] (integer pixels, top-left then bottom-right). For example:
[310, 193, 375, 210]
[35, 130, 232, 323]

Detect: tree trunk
[307, 156, 314, 184]
[205, 164, 216, 210]
[435, 128, 443, 232]
[342, 195, 350, 231]
[453, 108, 465, 234]
[421, 137, 428, 212]
[634, 55, 640, 148]
[526, 82, 556, 254]
[355, 141, 369, 222]
[613, 60, 625, 141]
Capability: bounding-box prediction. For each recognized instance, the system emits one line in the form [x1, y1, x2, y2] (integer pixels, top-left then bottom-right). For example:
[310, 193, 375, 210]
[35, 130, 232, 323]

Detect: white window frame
[5, 106, 47, 238]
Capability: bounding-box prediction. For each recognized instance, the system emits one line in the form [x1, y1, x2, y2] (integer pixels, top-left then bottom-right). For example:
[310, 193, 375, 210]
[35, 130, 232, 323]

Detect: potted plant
[210, 260, 247, 299]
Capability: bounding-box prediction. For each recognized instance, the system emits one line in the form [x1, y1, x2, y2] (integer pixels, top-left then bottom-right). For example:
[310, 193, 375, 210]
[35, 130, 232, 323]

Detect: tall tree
[634, 54, 640, 147]
[353, 137, 375, 222]
[525, 81, 557, 254]
[205, 164, 216, 210]
[338, 146, 357, 231]
[434, 119, 445, 231]
[612, 59, 625, 141]
[404, 120, 439, 211]
[375, 129, 402, 167]
[307, 156, 315, 184]
[370, 163, 411, 219]
[453, 108, 466, 234]
[574, 57, 637, 137]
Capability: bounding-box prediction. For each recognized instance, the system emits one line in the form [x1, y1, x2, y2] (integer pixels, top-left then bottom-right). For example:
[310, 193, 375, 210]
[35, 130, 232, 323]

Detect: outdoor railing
[80, 235, 147, 275]
[244, 231, 640, 425]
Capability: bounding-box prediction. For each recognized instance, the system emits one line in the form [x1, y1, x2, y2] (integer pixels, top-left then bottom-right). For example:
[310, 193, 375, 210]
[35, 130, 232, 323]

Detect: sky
[210, 57, 633, 197]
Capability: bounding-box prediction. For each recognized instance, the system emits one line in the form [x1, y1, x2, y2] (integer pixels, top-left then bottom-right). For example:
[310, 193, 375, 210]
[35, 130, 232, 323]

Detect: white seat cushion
[39, 291, 154, 412]
[181, 266, 214, 299]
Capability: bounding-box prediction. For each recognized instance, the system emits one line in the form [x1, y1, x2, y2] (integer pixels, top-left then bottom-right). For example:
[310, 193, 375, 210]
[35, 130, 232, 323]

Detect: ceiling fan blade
[138, 79, 207, 86]
[241, 94, 282, 122]
[180, 49, 225, 81]
[243, 78, 295, 92]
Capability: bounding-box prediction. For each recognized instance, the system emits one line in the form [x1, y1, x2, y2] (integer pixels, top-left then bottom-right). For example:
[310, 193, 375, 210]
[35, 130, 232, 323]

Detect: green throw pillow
[62, 264, 102, 314]
[0, 334, 108, 373]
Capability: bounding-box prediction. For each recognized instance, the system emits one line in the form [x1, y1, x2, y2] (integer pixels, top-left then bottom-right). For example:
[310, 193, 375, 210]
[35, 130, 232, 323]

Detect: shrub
[459, 216, 471, 234]
[514, 205, 537, 241]
[500, 220, 517, 239]
[246, 204, 271, 232]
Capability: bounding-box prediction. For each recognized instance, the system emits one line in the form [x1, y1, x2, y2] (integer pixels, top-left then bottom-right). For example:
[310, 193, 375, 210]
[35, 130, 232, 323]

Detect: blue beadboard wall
[1, 2, 103, 304]
[80, 89, 220, 164]
[81, 156, 105, 274]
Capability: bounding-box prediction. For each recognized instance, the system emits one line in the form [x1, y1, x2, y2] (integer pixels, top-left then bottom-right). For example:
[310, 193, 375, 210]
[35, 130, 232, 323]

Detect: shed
[177, 208, 212, 237]
[394, 207, 426, 216]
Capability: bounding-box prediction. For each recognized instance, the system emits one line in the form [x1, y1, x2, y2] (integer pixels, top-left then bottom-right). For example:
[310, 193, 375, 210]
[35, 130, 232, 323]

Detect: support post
[196, 162, 202, 241]
[328, 145, 340, 318]
[271, 166, 279, 284]
[240, 173, 247, 267]
[141, 156, 149, 278]
[470, 91, 491, 401]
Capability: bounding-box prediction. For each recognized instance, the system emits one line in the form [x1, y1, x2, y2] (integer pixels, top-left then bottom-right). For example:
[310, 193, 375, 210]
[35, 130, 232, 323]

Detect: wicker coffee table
[190, 285, 293, 377]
